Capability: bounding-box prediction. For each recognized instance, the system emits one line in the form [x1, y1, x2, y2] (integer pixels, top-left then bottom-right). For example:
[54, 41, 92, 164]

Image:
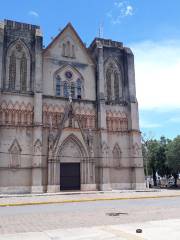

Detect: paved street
[0, 196, 180, 236]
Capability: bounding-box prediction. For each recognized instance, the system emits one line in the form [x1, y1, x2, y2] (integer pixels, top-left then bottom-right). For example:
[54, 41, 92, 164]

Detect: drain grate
[106, 212, 128, 216]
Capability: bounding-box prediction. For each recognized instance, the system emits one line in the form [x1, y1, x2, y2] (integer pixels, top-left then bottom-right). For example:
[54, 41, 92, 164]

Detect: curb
[0, 194, 180, 207]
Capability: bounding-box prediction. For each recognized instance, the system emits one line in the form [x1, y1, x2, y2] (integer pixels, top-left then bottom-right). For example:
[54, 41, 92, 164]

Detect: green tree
[156, 136, 170, 177]
[146, 140, 159, 186]
[142, 135, 170, 186]
[166, 135, 180, 186]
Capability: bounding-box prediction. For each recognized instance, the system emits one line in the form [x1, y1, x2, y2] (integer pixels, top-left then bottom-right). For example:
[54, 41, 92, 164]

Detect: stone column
[126, 49, 145, 190]
[31, 29, 44, 193]
[0, 21, 4, 93]
[47, 160, 60, 192]
[81, 153, 97, 191]
[47, 133, 61, 193]
[96, 42, 111, 191]
[125, 47, 137, 103]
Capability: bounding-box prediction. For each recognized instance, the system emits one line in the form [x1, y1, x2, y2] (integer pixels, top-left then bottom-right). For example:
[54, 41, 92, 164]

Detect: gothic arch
[112, 143, 122, 168]
[104, 57, 123, 102]
[8, 139, 22, 168]
[5, 39, 31, 92]
[57, 134, 88, 162]
[61, 39, 76, 58]
[53, 64, 84, 99]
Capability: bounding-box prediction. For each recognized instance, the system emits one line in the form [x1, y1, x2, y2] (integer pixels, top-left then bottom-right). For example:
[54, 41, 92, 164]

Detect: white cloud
[28, 10, 39, 17]
[168, 117, 180, 123]
[140, 120, 162, 129]
[131, 40, 180, 110]
[107, 1, 134, 24]
[125, 5, 133, 16]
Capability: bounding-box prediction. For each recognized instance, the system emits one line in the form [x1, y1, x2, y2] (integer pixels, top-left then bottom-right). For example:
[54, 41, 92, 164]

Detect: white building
[0, 19, 145, 193]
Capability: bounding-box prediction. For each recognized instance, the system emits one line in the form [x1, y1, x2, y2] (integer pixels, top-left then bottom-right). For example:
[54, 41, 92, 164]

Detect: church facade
[0, 19, 145, 193]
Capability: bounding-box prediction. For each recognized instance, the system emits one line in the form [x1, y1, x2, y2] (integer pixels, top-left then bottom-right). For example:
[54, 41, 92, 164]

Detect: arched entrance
[47, 134, 96, 192]
[58, 135, 85, 190]
[58, 134, 87, 190]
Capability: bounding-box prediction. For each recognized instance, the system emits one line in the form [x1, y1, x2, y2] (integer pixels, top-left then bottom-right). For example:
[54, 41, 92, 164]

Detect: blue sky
[1, 0, 180, 139]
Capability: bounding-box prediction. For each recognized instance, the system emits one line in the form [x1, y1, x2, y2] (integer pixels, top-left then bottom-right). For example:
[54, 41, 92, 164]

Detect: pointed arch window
[72, 45, 75, 58]
[114, 71, 119, 101]
[6, 40, 31, 92]
[64, 81, 69, 97]
[106, 69, 112, 101]
[56, 75, 61, 96]
[9, 139, 21, 168]
[62, 43, 66, 56]
[54, 66, 84, 99]
[11, 146, 20, 168]
[9, 52, 16, 90]
[77, 78, 82, 99]
[71, 82, 75, 98]
[67, 41, 70, 57]
[20, 53, 27, 91]
[112, 144, 121, 168]
[105, 59, 123, 103]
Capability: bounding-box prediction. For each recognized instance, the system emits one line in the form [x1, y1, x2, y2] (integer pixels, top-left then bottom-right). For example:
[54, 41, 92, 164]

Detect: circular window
[65, 71, 73, 79]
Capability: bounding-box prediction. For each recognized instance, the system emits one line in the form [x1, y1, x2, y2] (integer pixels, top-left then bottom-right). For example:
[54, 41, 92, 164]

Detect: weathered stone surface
[0, 19, 145, 193]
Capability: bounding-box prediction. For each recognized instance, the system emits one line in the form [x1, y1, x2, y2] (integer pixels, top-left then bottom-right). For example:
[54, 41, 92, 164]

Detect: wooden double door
[60, 163, 80, 190]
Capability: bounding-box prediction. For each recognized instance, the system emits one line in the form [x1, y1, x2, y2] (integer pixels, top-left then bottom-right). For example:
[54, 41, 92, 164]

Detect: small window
[56, 76, 61, 96]
[77, 79, 82, 99]
[71, 82, 75, 98]
[62, 43, 66, 56]
[67, 41, 70, 57]
[64, 81, 69, 97]
[72, 45, 75, 58]
[9, 52, 16, 90]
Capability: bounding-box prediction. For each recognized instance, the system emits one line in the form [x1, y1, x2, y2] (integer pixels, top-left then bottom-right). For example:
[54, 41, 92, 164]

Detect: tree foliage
[166, 135, 180, 186]
[142, 135, 172, 186]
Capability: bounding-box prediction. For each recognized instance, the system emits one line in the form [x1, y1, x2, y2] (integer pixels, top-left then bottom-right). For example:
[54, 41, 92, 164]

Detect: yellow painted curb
[0, 194, 180, 207]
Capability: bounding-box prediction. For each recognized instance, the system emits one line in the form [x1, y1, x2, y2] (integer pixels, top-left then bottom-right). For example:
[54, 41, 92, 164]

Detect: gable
[43, 23, 94, 65]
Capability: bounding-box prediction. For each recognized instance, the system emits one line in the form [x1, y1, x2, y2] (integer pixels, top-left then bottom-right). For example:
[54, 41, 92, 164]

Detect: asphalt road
[0, 197, 180, 234]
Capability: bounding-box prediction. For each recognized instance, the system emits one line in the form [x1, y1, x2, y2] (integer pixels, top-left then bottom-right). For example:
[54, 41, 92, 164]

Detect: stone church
[0, 19, 145, 193]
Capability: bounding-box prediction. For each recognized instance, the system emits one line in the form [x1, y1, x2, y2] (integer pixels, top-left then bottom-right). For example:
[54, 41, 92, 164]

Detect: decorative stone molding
[106, 110, 128, 131]
[43, 103, 96, 129]
[0, 100, 33, 126]
[132, 143, 141, 156]
[33, 139, 42, 153]
[112, 143, 122, 168]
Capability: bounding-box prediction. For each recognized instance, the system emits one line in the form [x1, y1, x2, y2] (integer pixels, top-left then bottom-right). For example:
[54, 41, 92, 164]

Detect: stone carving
[0, 100, 33, 126]
[101, 141, 109, 155]
[132, 143, 140, 156]
[58, 134, 86, 162]
[48, 133, 55, 151]
[9, 139, 22, 168]
[42, 103, 96, 130]
[34, 139, 42, 153]
[106, 111, 128, 131]
[16, 43, 22, 52]
[86, 129, 94, 155]
[112, 143, 121, 168]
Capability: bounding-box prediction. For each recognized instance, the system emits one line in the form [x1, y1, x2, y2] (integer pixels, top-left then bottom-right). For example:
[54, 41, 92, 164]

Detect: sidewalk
[0, 218, 180, 239]
[0, 189, 180, 207]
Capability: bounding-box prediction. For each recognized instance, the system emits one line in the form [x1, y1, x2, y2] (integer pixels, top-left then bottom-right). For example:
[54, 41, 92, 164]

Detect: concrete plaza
[0, 190, 180, 239]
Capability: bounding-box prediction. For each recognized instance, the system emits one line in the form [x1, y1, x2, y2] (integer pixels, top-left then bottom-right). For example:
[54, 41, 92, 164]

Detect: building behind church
[0, 19, 145, 193]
